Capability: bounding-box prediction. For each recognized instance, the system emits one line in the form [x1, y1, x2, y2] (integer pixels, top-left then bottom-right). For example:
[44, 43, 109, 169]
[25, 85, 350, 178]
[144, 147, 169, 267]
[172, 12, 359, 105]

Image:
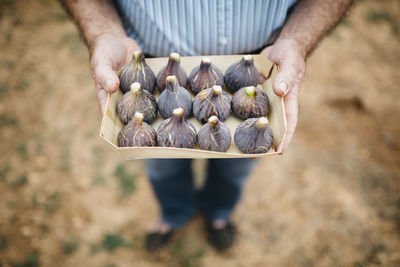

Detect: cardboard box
[100, 55, 286, 159]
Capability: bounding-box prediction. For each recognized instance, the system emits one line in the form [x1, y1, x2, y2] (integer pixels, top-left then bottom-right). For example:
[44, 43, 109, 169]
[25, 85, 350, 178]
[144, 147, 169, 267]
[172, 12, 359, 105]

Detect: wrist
[88, 31, 127, 54]
[62, 0, 128, 53]
[274, 38, 307, 59]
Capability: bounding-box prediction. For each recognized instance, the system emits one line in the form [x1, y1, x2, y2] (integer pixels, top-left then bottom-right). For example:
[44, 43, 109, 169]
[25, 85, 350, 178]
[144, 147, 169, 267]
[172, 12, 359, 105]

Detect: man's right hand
[90, 34, 140, 114]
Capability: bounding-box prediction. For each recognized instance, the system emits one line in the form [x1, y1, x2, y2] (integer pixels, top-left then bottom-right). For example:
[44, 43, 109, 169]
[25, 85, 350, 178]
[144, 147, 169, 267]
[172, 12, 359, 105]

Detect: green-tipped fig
[119, 50, 156, 93]
[158, 75, 192, 119]
[118, 112, 157, 147]
[193, 85, 231, 123]
[117, 82, 158, 124]
[156, 52, 187, 93]
[188, 57, 224, 94]
[224, 55, 259, 93]
[198, 116, 231, 152]
[234, 117, 274, 154]
[232, 86, 270, 120]
[156, 108, 197, 148]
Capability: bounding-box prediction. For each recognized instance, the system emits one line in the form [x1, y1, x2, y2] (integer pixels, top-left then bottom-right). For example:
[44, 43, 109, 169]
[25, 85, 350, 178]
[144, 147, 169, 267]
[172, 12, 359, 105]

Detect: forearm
[278, 0, 354, 58]
[60, 0, 126, 52]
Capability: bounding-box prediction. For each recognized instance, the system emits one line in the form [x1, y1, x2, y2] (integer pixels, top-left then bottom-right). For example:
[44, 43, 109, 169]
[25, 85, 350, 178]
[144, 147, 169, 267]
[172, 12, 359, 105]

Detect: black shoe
[206, 222, 237, 251]
[144, 230, 174, 252]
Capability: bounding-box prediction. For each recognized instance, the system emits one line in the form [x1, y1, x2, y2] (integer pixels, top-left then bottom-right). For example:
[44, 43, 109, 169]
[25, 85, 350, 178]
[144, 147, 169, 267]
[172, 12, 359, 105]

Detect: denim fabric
[146, 158, 257, 229]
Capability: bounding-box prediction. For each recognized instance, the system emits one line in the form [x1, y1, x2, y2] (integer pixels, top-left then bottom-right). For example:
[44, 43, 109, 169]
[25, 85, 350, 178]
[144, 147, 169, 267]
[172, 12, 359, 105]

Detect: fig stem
[133, 50, 142, 61]
[130, 82, 142, 93]
[165, 76, 178, 92]
[256, 117, 269, 130]
[245, 86, 256, 98]
[133, 112, 144, 125]
[166, 75, 178, 84]
[208, 116, 219, 126]
[201, 57, 211, 67]
[212, 85, 222, 95]
[170, 52, 180, 62]
[171, 108, 186, 124]
[172, 107, 184, 117]
[243, 55, 253, 65]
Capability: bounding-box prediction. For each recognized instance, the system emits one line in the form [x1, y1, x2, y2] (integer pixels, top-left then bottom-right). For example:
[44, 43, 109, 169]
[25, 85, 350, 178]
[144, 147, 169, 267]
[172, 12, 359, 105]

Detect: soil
[0, 0, 400, 266]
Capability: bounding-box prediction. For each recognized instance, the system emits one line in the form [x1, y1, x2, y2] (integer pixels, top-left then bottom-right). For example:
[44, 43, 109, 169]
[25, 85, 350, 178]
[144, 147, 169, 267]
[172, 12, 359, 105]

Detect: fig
[158, 75, 192, 119]
[156, 52, 187, 93]
[188, 57, 224, 94]
[156, 108, 197, 148]
[234, 117, 274, 154]
[119, 50, 156, 93]
[117, 82, 158, 124]
[198, 116, 231, 152]
[193, 85, 231, 124]
[232, 86, 270, 120]
[118, 112, 157, 147]
[224, 55, 259, 93]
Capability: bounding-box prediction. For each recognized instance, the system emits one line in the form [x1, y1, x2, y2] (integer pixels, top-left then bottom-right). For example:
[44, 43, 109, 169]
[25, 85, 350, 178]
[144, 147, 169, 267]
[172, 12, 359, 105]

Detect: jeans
[146, 158, 257, 229]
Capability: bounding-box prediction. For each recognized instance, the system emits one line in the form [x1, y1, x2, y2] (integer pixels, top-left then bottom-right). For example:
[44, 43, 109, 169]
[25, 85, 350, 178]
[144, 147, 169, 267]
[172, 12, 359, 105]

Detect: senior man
[61, 0, 353, 252]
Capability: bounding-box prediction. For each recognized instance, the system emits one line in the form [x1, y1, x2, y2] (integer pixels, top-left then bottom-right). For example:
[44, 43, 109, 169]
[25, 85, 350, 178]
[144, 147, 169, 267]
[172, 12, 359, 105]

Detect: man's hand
[90, 34, 140, 114]
[261, 39, 305, 154]
[258, 0, 353, 153]
[60, 0, 139, 114]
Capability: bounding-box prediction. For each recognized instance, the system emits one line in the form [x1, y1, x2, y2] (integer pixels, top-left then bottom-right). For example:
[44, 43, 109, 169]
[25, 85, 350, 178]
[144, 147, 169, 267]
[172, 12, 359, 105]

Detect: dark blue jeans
[146, 159, 257, 229]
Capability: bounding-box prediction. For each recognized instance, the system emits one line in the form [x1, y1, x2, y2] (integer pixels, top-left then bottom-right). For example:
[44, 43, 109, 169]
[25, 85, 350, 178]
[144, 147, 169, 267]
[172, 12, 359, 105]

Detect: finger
[259, 47, 272, 84]
[92, 57, 120, 93]
[275, 86, 299, 154]
[272, 61, 300, 97]
[258, 74, 266, 85]
[96, 86, 109, 115]
[261, 45, 293, 96]
[274, 142, 283, 153]
[260, 46, 271, 59]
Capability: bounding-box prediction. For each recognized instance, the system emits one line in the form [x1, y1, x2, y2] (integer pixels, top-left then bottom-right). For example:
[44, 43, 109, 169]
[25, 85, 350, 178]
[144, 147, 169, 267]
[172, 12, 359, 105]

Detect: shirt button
[220, 37, 228, 46]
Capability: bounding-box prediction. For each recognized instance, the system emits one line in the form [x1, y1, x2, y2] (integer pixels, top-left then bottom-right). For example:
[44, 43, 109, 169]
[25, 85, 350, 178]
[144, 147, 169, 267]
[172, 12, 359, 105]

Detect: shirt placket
[217, 0, 232, 54]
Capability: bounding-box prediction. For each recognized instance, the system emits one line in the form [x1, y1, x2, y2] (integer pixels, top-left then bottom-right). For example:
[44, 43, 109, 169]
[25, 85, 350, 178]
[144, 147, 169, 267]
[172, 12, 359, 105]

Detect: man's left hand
[260, 38, 306, 154]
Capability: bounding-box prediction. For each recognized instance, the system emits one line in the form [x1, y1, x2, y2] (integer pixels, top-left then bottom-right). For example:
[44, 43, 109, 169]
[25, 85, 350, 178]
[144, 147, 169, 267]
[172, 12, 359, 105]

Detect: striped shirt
[113, 0, 297, 56]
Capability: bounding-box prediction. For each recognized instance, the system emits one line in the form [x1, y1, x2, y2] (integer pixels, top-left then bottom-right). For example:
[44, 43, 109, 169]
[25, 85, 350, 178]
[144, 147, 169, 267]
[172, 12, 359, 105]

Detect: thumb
[272, 61, 299, 97]
[261, 46, 272, 59]
[92, 58, 120, 93]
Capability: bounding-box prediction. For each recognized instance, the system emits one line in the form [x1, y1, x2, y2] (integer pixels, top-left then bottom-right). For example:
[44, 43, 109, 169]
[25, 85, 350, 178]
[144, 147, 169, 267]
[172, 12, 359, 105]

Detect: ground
[0, 0, 400, 266]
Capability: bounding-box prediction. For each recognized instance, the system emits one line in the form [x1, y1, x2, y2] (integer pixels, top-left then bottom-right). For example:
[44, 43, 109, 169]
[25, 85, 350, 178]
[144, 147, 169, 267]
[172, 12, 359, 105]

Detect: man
[61, 0, 353, 252]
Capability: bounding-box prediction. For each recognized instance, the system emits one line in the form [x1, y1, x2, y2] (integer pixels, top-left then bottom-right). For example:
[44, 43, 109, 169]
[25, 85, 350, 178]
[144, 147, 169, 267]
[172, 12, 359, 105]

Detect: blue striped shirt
[113, 0, 297, 56]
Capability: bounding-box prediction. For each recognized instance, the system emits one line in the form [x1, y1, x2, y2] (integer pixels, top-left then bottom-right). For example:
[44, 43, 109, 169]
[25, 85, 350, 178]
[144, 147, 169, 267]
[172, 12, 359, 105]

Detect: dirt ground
[0, 0, 400, 266]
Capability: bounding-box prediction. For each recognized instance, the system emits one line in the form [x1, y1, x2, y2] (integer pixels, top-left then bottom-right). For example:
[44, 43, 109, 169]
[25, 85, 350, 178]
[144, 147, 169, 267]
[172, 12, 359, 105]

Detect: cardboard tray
[100, 55, 287, 159]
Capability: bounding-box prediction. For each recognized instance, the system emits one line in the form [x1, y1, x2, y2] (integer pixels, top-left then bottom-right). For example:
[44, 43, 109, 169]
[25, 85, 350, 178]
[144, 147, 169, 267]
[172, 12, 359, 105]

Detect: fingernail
[279, 82, 288, 96]
[105, 79, 113, 92]
[277, 142, 283, 153]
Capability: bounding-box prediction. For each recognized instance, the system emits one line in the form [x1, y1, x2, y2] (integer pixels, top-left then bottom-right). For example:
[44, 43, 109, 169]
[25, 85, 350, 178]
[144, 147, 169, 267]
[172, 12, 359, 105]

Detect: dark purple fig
[117, 82, 158, 124]
[158, 75, 192, 119]
[118, 112, 157, 147]
[232, 86, 270, 120]
[188, 57, 224, 94]
[193, 85, 231, 124]
[234, 117, 274, 154]
[198, 116, 231, 152]
[224, 55, 259, 93]
[156, 108, 197, 148]
[119, 50, 156, 93]
[156, 52, 187, 93]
